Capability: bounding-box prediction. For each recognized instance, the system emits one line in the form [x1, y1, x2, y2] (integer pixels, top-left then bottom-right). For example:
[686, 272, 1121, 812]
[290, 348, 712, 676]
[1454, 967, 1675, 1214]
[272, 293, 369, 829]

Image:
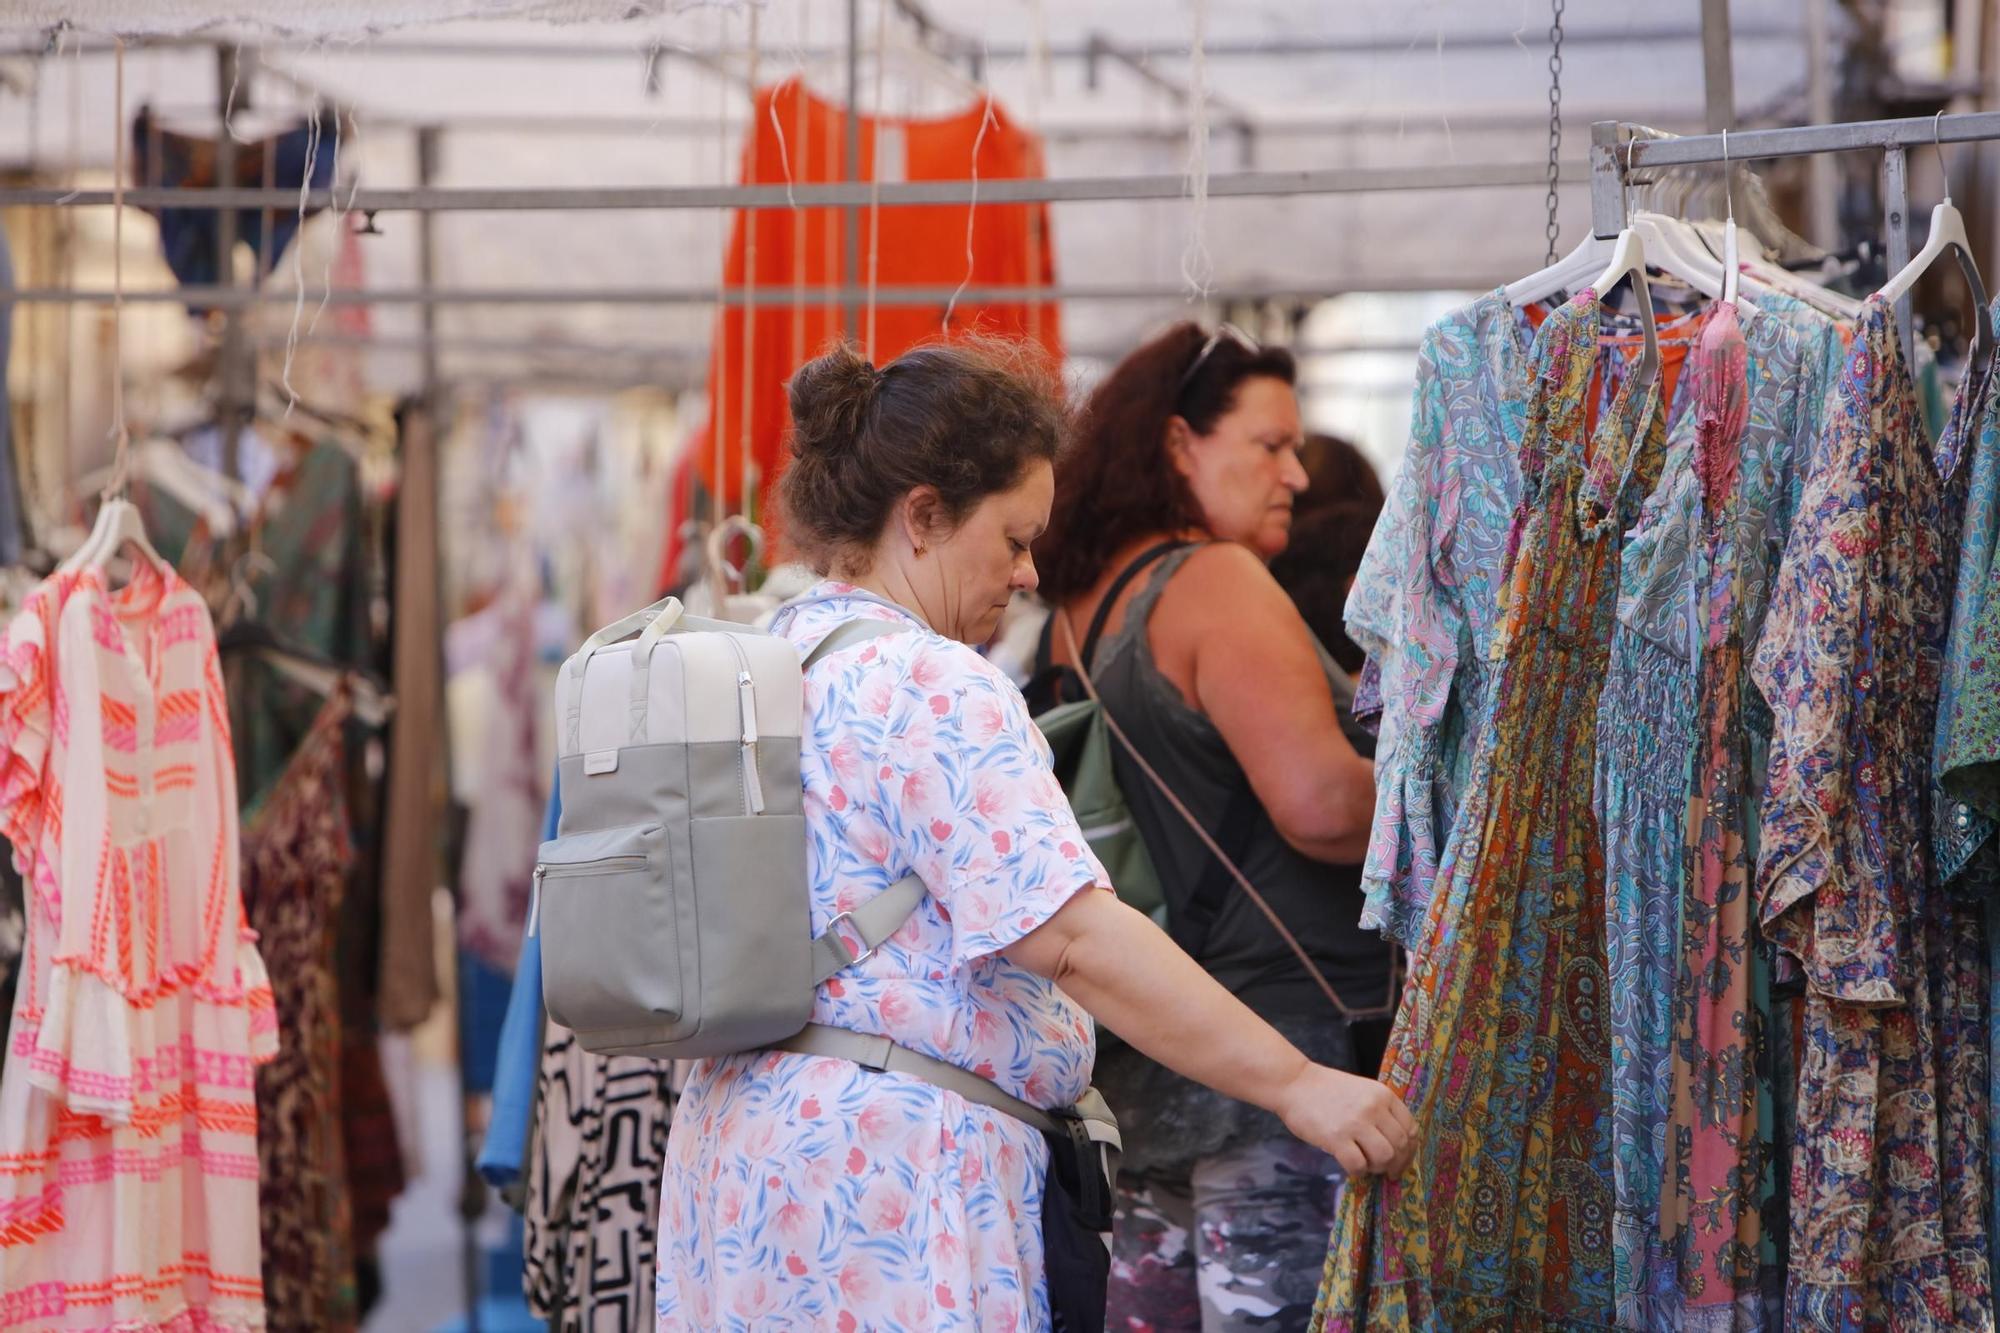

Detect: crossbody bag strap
[1079, 539, 1189, 672]
[1056, 606, 1395, 1025]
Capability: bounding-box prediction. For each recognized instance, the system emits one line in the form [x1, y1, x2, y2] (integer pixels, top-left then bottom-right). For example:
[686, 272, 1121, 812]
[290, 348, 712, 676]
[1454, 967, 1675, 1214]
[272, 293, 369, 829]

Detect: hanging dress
[242, 690, 358, 1331]
[1314, 289, 1673, 1330]
[1596, 301, 1809, 1330]
[0, 562, 278, 1330]
[1933, 300, 2000, 1296]
[1753, 295, 1994, 1331]
[1344, 290, 1536, 950]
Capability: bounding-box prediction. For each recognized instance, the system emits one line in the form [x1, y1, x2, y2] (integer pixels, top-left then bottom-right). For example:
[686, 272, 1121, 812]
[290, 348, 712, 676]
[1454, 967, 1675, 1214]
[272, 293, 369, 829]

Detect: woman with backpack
[1032, 324, 1395, 1332]
[652, 338, 1411, 1332]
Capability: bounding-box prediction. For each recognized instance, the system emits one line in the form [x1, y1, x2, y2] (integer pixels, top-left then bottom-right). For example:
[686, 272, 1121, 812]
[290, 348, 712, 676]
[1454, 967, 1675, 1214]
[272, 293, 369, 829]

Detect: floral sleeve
[875, 643, 1108, 969]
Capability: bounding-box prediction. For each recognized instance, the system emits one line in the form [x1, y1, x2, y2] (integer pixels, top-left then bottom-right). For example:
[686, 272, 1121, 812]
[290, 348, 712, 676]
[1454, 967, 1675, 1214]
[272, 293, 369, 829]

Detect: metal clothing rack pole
[0, 159, 1584, 212]
[1589, 112, 2000, 359]
[0, 277, 1520, 307]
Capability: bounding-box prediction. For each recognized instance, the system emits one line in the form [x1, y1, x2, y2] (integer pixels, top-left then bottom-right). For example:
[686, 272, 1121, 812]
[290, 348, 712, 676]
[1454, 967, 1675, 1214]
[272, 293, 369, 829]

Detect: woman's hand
[1010, 890, 1417, 1172]
[1274, 1063, 1415, 1177]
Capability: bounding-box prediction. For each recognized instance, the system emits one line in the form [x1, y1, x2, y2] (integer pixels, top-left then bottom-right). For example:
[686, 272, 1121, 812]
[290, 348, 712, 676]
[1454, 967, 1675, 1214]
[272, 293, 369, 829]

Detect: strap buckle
[824, 911, 876, 968]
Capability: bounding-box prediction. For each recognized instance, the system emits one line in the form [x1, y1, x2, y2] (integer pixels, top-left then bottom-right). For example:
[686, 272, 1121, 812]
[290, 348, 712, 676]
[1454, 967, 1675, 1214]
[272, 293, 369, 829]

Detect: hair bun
[788, 342, 882, 458]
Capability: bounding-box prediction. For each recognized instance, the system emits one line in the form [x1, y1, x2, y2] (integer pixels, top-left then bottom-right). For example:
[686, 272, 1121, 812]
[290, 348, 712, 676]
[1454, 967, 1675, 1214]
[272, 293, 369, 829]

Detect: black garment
[1087, 546, 1393, 1172]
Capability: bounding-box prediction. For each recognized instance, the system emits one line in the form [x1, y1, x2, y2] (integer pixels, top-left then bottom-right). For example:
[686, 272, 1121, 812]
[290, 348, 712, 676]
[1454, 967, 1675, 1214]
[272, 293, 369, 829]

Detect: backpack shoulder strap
[801, 615, 928, 983]
[810, 873, 927, 984]
[803, 617, 912, 672]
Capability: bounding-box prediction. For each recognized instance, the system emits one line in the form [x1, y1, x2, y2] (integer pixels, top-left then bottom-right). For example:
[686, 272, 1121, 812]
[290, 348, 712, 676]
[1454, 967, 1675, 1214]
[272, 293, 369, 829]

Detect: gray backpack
[534, 595, 920, 1059]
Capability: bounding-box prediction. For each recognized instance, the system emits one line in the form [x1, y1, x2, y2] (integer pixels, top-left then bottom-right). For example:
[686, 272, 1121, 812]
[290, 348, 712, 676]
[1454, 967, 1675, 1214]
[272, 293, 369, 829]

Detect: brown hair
[780, 338, 1066, 574]
[1036, 322, 1297, 601]
[1268, 434, 1385, 671]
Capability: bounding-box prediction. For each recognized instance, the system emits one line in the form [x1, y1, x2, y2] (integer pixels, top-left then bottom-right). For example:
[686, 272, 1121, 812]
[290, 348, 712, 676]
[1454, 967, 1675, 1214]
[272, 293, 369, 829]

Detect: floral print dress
[1315, 290, 1673, 1330]
[1752, 295, 1994, 1331]
[1345, 290, 1536, 950]
[654, 585, 1107, 1333]
[1595, 301, 1808, 1331]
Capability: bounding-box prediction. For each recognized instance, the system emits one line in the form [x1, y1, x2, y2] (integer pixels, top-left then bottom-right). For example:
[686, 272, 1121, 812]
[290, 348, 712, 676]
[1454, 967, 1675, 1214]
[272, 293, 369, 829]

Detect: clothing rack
[1589, 112, 2000, 352]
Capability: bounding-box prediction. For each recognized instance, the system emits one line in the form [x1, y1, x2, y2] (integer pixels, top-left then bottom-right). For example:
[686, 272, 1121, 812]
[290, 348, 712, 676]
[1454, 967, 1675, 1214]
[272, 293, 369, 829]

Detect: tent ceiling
[0, 0, 1831, 387]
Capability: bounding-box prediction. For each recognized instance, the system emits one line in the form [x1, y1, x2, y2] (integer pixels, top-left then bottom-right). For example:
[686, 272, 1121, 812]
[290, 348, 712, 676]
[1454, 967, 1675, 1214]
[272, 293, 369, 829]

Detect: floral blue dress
[654, 585, 1107, 1332]
[1345, 290, 1536, 950]
[1596, 300, 1808, 1331]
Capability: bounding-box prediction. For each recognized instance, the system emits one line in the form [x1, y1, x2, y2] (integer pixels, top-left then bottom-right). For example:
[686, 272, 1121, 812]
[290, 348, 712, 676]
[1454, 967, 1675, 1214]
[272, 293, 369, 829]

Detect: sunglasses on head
[1175, 323, 1260, 401]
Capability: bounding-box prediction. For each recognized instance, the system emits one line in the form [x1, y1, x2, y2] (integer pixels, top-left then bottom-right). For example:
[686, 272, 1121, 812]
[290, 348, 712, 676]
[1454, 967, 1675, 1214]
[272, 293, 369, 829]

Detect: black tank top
[1091, 544, 1391, 1022]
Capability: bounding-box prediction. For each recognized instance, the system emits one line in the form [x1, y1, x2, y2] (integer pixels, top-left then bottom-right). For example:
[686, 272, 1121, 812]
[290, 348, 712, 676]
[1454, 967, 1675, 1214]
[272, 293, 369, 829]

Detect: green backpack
[1029, 542, 1188, 925]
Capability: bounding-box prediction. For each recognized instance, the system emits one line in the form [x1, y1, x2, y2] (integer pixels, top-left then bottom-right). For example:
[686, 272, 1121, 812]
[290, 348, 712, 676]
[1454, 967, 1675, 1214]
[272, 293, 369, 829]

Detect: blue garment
[132, 106, 334, 306]
[476, 778, 558, 1191]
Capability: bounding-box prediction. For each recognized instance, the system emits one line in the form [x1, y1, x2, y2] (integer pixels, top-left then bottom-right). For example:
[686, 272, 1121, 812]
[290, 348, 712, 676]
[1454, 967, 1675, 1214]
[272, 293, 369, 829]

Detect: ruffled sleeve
[0, 586, 59, 869]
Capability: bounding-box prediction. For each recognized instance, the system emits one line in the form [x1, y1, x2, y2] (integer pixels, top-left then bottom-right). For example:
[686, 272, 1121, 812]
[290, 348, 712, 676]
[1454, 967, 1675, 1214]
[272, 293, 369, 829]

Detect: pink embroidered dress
[0, 563, 277, 1331]
[655, 585, 1108, 1332]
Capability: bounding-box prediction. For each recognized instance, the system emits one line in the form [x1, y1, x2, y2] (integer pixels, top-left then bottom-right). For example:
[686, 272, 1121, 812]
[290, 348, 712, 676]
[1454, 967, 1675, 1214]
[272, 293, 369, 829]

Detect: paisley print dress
[654, 586, 1107, 1332]
[1596, 302, 1807, 1330]
[1934, 301, 2000, 1295]
[1752, 295, 1994, 1331]
[1345, 290, 1535, 950]
[1315, 291, 1672, 1330]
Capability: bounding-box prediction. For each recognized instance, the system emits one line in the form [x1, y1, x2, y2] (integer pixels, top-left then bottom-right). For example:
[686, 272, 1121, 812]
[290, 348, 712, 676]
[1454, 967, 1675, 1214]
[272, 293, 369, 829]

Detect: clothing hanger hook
[1623, 129, 1638, 224]
[1934, 109, 1953, 205]
[1721, 127, 1736, 223]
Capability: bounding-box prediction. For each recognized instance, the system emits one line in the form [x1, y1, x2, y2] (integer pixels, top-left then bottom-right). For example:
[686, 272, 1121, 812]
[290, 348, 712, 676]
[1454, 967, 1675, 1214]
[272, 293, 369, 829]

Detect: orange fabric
[666, 77, 1062, 587]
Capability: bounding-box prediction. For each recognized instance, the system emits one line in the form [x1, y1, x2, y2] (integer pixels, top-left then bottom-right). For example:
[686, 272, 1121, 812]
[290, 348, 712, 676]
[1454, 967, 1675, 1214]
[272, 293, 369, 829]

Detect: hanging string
[1180, 0, 1214, 300]
[311, 105, 350, 335]
[942, 72, 995, 336]
[1025, 0, 1049, 347]
[711, 7, 731, 533]
[785, 4, 810, 375]
[104, 38, 132, 500]
[737, 5, 761, 522]
[863, 0, 888, 360]
[279, 100, 324, 415]
[221, 41, 249, 143]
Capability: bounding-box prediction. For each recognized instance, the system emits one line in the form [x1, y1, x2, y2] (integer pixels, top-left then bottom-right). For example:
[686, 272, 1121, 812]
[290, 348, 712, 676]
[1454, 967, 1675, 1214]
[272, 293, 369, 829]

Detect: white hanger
[254, 649, 394, 728]
[1505, 233, 1614, 309]
[1720, 129, 1741, 307]
[1588, 134, 1661, 385]
[58, 494, 165, 577]
[77, 438, 252, 538]
[1877, 112, 1994, 372]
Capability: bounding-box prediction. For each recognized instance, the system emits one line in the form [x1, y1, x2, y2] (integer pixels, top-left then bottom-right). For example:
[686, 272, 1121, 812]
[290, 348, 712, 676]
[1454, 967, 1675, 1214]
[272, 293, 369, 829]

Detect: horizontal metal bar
[3, 25, 1804, 63]
[3, 276, 1508, 308]
[258, 330, 1431, 360]
[1610, 110, 2000, 167]
[0, 160, 1583, 213]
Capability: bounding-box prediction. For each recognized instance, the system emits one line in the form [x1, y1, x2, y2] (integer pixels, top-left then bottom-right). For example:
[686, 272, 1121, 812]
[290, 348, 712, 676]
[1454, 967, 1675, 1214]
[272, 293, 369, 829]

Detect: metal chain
[1544, 0, 1566, 264]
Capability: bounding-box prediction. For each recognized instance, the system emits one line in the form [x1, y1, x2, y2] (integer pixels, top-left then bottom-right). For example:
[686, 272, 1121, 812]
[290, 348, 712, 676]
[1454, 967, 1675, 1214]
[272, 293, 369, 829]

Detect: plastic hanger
[1720, 129, 1740, 307]
[58, 492, 165, 578]
[1587, 134, 1661, 386]
[1876, 112, 1994, 374]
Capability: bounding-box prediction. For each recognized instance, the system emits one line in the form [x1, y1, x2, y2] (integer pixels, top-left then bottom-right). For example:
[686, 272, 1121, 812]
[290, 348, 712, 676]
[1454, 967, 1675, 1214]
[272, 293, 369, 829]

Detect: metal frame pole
[0, 159, 1584, 212]
[1700, 0, 1736, 134]
[1883, 146, 1914, 364]
[416, 126, 443, 416]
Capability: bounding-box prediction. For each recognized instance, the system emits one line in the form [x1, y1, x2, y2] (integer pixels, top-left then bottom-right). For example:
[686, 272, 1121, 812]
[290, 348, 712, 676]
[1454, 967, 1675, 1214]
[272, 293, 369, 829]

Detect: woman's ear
[1164, 415, 1199, 481]
[898, 485, 948, 555]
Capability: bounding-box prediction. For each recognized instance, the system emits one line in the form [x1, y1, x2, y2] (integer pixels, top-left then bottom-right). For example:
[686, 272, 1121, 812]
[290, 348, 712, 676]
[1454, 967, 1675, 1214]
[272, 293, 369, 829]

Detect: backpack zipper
[723, 637, 766, 816]
[530, 854, 649, 938]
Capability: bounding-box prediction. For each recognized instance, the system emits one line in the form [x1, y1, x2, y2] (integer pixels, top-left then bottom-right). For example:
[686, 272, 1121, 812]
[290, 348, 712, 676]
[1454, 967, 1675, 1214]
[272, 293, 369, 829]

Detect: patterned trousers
[1105, 1136, 1343, 1332]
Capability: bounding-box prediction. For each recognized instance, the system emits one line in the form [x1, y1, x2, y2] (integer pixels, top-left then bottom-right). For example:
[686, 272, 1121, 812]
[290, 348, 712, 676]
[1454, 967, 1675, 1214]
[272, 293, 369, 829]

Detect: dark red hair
[1036, 322, 1297, 601]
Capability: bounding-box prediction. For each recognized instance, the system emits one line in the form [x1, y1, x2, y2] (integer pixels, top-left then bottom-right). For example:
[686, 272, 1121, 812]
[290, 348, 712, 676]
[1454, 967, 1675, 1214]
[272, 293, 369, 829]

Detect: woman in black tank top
[1036, 324, 1398, 1333]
